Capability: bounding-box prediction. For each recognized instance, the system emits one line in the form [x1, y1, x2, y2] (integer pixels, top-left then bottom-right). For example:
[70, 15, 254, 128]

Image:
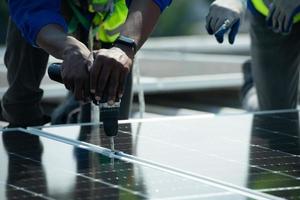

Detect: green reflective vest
[251, 0, 300, 23]
[68, 0, 128, 43]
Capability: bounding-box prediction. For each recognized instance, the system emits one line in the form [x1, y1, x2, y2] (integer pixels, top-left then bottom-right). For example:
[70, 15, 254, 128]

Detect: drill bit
[110, 137, 115, 152]
[100, 102, 120, 151]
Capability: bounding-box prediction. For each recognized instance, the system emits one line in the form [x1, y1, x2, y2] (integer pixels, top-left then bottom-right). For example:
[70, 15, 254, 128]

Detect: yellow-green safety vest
[251, 0, 300, 23]
[68, 0, 128, 43]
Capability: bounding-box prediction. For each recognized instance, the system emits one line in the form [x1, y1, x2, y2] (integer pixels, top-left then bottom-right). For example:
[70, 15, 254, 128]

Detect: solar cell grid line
[0, 180, 55, 200]
[26, 127, 283, 200]
[0, 129, 247, 200]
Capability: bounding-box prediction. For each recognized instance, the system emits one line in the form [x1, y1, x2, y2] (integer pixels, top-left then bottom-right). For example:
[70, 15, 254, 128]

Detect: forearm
[119, 0, 161, 51]
[36, 24, 89, 59]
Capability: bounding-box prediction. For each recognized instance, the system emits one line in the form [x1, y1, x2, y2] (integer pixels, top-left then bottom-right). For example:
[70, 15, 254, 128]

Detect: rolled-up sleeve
[153, 0, 172, 12]
[8, 0, 67, 46]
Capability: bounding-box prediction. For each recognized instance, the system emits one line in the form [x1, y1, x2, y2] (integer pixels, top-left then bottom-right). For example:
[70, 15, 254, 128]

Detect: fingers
[90, 59, 102, 94]
[95, 62, 111, 101]
[107, 68, 120, 104]
[228, 20, 240, 44]
[61, 61, 90, 101]
[284, 13, 294, 33]
[272, 9, 281, 32]
[210, 17, 220, 34]
[277, 13, 285, 33]
[214, 22, 230, 43]
[117, 67, 129, 99]
[215, 18, 239, 44]
[206, 14, 214, 35]
[61, 62, 71, 90]
[73, 80, 84, 101]
[266, 5, 275, 27]
[84, 78, 90, 102]
[214, 19, 229, 43]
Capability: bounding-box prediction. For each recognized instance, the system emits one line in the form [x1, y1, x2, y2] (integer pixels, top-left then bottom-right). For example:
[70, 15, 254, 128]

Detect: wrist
[62, 36, 91, 60]
[213, 0, 245, 14]
[113, 43, 135, 60]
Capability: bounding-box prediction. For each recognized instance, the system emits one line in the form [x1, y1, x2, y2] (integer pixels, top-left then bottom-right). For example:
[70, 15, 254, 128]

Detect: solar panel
[0, 129, 249, 200]
[2, 110, 299, 199]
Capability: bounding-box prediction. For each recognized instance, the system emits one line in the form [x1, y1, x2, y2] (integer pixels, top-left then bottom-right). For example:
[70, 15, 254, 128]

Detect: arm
[8, 0, 67, 47]
[90, 0, 171, 104]
[9, 0, 93, 101]
[122, 0, 172, 50]
[37, 25, 92, 101]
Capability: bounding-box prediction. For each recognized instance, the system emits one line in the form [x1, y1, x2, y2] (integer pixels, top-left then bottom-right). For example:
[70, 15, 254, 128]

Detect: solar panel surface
[1, 110, 299, 199]
[0, 129, 248, 200]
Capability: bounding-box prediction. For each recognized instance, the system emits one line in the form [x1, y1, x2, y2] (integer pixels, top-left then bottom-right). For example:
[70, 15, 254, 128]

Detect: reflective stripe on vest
[68, 0, 128, 43]
[251, 0, 300, 23]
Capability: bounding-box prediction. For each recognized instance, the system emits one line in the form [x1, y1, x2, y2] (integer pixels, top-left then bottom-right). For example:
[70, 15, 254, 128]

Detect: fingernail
[108, 100, 114, 105]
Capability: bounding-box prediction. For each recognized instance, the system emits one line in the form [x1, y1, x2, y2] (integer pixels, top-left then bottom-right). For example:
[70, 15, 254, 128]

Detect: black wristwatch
[114, 35, 137, 53]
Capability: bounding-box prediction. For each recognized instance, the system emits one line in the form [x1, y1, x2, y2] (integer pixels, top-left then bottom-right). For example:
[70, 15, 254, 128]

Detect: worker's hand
[61, 41, 93, 101]
[206, 0, 244, 44]
[90, 46, 133, 105]
[266, 0, 300, 34]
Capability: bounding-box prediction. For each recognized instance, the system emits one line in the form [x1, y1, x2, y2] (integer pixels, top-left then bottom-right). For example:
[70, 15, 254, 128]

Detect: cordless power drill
[48, 63, 119, 151]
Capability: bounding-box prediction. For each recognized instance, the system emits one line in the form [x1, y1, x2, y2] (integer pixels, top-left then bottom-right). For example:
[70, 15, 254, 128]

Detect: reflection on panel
[39, 110, 300, 199]
[0, 129, 248, 200]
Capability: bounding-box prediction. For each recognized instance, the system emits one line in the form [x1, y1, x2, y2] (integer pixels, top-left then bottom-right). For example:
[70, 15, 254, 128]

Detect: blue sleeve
[153, 0, 172, 12]
[8, 0, 67, 46]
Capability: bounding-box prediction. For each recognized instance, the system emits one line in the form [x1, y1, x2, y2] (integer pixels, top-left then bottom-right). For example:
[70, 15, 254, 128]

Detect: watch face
[119, 35, 135, 45]
[116, 35, 137, 51]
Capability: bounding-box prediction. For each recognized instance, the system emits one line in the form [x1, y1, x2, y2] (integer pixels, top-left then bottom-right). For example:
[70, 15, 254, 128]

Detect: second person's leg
[250, 13, 300, 110]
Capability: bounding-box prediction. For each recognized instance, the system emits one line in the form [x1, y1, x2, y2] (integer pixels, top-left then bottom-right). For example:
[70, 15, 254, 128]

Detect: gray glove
[206, 0, 245, 44]
[266, 0, 300, 34]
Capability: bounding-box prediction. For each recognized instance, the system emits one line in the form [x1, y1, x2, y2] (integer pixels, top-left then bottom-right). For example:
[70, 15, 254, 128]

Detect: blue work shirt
[8, 0, 172, 46]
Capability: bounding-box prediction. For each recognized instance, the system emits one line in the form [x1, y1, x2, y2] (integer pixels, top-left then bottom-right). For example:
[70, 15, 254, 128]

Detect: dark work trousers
[2, 18, 133, 126]
[250, 12, 300, 111]
[1, 19, 49, 126]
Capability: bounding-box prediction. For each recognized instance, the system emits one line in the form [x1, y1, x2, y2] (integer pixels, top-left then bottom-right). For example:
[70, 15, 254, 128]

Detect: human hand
[89, 46, 133, 105]
[266, 0, 300, 34]
[61, 39, 93, 101]
[206, 0, 244, 44]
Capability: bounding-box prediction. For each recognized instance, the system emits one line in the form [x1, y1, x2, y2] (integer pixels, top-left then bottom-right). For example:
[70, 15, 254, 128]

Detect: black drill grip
[48, 63, 63, 84]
